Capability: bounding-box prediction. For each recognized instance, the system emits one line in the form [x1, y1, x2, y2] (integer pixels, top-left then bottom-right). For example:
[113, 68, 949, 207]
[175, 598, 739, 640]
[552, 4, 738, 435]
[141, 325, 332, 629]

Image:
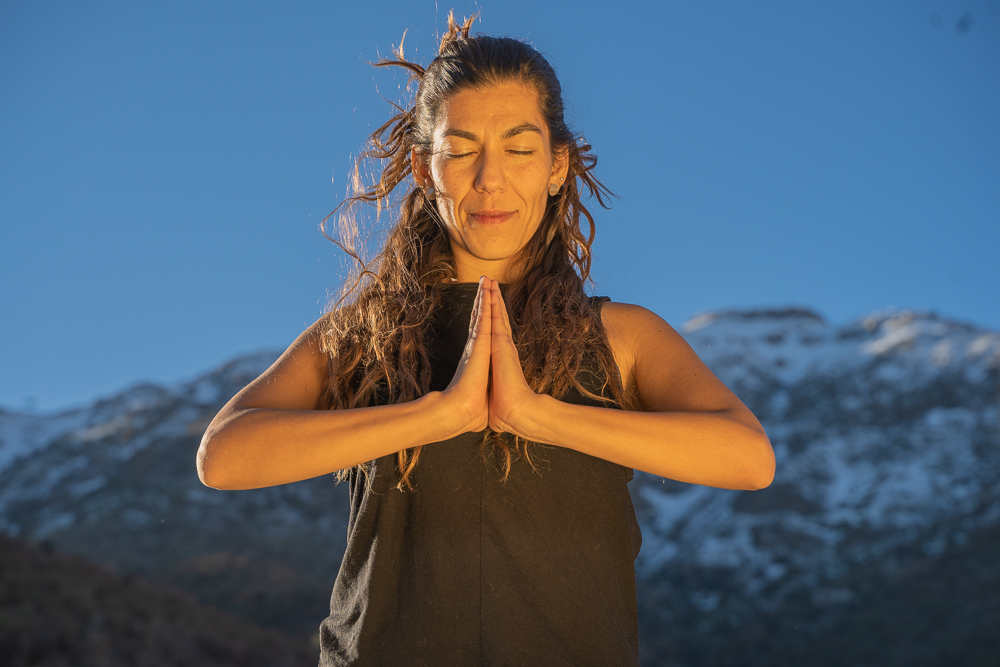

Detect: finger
[461, 278, 484, 358]
[466, 276, 483, 341]
[492, 280, 512, 332]
[473, 276, 488, 340]
[489, 280, 513, 345]
[478, 277, 492, 341]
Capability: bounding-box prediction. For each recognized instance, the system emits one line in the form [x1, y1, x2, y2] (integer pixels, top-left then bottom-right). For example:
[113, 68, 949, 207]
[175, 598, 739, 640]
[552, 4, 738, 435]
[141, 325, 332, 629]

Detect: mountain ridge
[1, 305, 997, 665]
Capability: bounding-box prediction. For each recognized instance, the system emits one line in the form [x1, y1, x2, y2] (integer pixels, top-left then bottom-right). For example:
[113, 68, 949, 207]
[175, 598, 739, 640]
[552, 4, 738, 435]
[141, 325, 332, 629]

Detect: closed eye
[444, 149, 533, 158]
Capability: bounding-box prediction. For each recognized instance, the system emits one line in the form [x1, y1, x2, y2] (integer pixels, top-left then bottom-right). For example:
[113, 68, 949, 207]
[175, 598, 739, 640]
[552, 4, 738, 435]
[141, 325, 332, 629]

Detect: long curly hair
[319, 13, 625, 489]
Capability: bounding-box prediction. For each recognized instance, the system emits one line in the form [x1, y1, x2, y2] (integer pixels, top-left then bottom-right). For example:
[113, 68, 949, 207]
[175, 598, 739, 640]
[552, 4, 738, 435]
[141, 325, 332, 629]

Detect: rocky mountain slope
[0, 534, 315, 667]
[632, 308, 1000, 665]
[1, 307, 997, 665]
[0, 351, 348, 639]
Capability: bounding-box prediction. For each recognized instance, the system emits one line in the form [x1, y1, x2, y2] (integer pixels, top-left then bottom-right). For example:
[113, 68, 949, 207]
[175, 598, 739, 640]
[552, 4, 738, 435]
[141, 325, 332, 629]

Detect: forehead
[433, 82, 549, 141]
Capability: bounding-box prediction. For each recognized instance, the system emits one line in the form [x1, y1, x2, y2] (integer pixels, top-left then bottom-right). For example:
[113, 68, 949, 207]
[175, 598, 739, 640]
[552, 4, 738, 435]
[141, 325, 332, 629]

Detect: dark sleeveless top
[318, 285, 642, 667]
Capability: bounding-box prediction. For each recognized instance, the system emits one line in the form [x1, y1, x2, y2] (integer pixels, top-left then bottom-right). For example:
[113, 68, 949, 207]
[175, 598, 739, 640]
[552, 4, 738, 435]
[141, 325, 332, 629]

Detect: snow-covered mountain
[636, 309, 999, 599]
[1, 307, 997, 664]
[0, 350, 349, 636]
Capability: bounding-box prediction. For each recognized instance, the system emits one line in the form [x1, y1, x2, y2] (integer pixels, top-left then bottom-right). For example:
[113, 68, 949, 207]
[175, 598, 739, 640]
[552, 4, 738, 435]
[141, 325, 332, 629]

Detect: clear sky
[2, 0, 998, 412]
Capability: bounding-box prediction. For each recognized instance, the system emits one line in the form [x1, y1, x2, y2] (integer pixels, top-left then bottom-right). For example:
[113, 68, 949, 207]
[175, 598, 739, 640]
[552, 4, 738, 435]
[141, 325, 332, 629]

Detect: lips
[468, 209, 515, 225]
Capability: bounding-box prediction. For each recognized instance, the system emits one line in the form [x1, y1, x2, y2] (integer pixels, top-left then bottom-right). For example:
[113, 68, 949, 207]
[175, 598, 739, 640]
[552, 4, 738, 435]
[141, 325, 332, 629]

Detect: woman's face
[412, 82, 568, 282]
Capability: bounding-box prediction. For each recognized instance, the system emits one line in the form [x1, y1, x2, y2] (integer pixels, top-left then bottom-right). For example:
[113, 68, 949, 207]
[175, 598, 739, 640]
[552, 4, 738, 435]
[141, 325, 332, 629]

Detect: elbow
[746, 432, 775, 490]
[196, 432, 229, 490]
[196, 439, 216, 488]
[749, 458, 775, 490]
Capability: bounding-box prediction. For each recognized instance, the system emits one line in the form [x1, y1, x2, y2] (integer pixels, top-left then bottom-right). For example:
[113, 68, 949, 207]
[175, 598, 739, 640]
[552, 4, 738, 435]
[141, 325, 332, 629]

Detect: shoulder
[229, 314, 332, 411]
[598, 302, 676, 402]
[280, 313, 332, 365]
[600, 301, 686, 359]
[599, 301, 724, 412]
[600, 301, 677, 337]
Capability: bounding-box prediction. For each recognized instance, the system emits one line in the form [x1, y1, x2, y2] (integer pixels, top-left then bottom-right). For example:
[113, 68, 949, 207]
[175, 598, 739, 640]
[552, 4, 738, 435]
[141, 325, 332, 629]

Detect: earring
[548, 182, 560, 196]
[424, 186, 436, 201]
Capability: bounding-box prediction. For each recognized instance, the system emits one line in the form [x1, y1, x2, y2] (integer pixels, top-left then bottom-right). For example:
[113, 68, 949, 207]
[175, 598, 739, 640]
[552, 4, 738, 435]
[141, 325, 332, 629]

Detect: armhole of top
[589, 295, 611, 317]
[588, 295, 634, 482]
[587, 295, 619, 386]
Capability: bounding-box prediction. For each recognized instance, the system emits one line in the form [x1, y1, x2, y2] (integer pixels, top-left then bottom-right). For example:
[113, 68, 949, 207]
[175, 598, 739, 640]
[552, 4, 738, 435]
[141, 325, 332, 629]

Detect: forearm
[197, 391, 459, 490]
[516, 395, 775, 491]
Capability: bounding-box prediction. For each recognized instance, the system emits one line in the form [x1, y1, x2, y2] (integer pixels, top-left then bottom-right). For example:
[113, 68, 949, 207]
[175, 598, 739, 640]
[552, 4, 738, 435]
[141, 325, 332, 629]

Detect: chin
[469, 244, 524, 263]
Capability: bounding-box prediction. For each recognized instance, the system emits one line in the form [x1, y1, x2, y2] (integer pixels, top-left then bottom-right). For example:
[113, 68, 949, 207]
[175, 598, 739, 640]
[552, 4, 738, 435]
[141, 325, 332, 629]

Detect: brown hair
[320, 13, 624, 488]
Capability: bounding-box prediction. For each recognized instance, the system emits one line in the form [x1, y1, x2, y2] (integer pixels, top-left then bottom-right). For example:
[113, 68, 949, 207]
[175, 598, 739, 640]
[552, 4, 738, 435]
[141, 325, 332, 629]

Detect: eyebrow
[441, 123, 543, 142]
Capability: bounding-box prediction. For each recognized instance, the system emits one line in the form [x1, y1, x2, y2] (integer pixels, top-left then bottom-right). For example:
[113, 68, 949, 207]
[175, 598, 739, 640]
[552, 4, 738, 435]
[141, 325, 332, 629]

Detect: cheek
[430, 186, 463, 232]
[430, 162, 466, 199]
[512, 164, 548, 197]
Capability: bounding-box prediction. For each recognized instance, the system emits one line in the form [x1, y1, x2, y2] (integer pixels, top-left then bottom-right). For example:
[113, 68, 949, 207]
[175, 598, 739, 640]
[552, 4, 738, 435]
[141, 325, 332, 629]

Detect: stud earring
[424, 186, 436, 201]
[548, 182, 560, 196]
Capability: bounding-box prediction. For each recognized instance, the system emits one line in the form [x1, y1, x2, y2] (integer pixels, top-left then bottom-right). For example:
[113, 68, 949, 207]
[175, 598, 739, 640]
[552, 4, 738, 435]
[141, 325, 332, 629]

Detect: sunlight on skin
[409, 82, 570, 436]
[437, 276, 535, 438]
[410, 82, 568, 283]
[486, 279, 536, 433]
[408, 81, 572, 435]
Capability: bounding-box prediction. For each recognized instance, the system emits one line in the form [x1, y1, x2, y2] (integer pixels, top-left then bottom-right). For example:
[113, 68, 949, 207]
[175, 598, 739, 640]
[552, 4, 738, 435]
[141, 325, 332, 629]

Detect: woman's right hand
[440, 277, 492, 435]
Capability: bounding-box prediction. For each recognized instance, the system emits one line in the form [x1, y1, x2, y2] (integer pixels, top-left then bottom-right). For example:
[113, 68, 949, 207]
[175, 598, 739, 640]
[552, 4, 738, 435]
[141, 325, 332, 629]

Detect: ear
[411, 148, 431, 187]
[549, 146, 570, 185]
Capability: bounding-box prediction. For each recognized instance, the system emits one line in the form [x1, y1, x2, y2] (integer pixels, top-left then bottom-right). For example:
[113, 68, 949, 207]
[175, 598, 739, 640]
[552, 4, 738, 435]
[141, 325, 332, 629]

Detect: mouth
[468, 209, 515, 225]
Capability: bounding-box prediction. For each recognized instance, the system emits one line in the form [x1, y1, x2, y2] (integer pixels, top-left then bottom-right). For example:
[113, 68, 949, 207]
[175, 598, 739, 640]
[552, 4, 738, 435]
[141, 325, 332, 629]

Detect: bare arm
[487, 285, 774, 490]
[198, 280, 772, 491]
[196, 284, 494, 490]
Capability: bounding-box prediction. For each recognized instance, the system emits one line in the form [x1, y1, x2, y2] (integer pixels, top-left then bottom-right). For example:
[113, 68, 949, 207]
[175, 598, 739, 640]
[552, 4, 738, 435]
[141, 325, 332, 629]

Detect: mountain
[0, 533, 315, 666]
[632, 308, 1000, 665]
[1, 308, 998, 666]
[0, 351, 347, 640]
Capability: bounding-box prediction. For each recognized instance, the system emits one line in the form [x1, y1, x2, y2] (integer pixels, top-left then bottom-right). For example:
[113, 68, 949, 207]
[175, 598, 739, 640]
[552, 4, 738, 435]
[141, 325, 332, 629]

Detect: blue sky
[1, 0, 998, 411]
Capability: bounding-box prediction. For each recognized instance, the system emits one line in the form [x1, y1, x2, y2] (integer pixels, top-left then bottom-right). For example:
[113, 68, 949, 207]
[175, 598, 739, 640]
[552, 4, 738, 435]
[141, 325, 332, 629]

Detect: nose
[474, 146, 506, 194]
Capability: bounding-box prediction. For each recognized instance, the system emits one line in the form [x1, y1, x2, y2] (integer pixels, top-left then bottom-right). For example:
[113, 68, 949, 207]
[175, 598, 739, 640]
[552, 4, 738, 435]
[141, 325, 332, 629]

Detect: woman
[197, 14, 773, 667]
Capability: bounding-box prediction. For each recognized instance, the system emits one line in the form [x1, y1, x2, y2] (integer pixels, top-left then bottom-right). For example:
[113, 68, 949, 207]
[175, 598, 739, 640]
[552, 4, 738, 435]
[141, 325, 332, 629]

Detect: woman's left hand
[485, 279, 539, 436]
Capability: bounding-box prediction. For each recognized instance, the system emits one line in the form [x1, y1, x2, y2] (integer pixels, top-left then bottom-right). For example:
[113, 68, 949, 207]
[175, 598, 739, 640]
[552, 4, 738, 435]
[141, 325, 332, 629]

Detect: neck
[451, 254, 524, 284]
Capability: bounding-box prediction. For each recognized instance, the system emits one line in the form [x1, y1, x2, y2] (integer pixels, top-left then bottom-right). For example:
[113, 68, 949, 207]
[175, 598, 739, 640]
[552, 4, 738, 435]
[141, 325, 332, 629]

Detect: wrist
[504, 393, 557, 444]
[417, 390, 473, 441]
